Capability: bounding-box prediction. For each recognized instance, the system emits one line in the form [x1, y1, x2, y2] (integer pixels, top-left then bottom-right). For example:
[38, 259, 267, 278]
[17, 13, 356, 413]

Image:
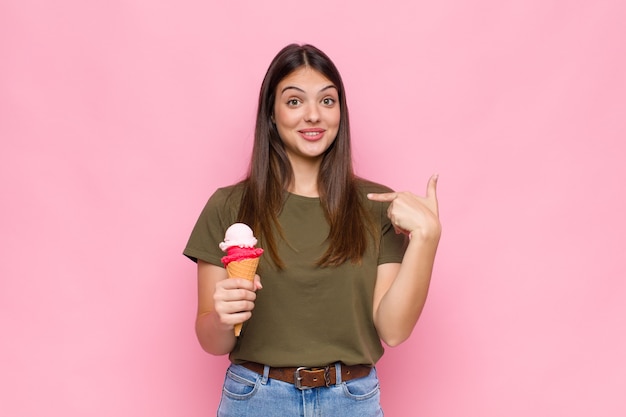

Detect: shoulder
[208, 182, 245, 205]
[355, 177, 395, 194]
[199, 182, 246, 221]
[355, 177, 395, 220]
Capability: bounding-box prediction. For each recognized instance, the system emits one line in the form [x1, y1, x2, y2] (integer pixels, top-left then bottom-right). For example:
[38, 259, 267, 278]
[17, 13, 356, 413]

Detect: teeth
[304, 131, 320, 136]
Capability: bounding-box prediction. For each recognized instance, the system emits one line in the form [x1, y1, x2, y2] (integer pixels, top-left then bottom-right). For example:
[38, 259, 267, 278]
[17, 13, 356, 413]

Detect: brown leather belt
[241, 362, 371, 389]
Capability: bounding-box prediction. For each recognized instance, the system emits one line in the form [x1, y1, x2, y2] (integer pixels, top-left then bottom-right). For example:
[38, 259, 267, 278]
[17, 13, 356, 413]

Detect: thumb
[427, 174, 439, 200]
[253, 274, 263, 291]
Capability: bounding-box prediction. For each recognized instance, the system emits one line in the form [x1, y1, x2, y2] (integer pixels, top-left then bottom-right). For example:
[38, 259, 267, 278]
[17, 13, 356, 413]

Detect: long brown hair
[238, 44, 376, 268]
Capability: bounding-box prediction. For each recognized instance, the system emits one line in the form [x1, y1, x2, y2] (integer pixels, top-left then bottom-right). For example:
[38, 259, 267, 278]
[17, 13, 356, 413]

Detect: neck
[288, 157, 321, 197]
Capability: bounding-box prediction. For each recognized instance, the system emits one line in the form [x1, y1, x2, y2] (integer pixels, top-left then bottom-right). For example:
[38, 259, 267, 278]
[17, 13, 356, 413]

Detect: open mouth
[299, 129, 325, 140]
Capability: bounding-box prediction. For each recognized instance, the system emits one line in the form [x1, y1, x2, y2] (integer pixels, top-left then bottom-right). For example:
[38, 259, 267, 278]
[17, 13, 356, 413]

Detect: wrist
[408, 227, 441, 244]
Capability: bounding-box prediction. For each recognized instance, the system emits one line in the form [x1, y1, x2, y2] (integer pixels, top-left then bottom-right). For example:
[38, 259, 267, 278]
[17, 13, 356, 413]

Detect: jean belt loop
[261, 364, 270, 385]
[335, 362, 342, 384]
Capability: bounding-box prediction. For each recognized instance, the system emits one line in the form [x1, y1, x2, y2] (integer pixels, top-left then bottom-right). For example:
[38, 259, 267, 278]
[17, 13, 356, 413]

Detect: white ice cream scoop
[219, 223, 258, 251]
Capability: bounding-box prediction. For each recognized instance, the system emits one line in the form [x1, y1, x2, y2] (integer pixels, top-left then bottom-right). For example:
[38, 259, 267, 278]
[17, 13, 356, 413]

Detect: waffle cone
[225, 257, 260, 280]
[225, 257, 260, 336]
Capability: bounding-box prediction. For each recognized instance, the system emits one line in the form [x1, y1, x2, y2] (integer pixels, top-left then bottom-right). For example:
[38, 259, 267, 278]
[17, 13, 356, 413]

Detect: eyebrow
[280, 85, 338, 94]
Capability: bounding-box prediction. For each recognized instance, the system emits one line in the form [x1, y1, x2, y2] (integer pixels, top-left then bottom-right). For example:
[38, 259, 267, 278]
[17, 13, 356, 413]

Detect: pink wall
[1, 1, 625, 415]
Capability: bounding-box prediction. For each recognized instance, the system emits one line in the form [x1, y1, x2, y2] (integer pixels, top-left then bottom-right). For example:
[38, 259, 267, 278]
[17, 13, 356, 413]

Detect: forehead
[277, 67, 336, 91]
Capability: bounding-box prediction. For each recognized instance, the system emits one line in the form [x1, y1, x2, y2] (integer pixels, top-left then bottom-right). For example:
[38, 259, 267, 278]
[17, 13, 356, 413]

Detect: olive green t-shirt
[183, 179, 407, 366]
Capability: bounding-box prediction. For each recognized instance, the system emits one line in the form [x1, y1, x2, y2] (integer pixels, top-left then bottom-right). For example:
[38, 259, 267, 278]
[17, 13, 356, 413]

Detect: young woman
[184, 44, 441, 417]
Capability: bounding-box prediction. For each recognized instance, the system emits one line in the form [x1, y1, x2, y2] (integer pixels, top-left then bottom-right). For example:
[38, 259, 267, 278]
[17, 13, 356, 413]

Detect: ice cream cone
[225, 257, 260, 336]
[219, 223, 263, 337]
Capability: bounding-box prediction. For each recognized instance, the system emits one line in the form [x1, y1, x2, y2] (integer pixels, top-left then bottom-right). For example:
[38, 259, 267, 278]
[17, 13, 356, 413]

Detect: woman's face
[273, 67, 340, 166]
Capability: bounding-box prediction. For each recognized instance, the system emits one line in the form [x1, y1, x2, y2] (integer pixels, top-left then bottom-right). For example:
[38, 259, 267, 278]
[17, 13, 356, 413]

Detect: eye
[287, 98, 301, 106]
[322, 97, 336, 106]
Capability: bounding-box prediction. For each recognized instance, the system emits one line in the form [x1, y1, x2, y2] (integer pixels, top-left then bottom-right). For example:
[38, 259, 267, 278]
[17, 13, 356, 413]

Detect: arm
[195, 260, 261, 355]
[369, 174, 441, 346]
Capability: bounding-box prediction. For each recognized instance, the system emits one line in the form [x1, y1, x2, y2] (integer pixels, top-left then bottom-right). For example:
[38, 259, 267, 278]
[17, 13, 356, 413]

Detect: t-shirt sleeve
[183, 187, 239, 265]
[359, 180, 408, 265]
[377, 201, 408, 265]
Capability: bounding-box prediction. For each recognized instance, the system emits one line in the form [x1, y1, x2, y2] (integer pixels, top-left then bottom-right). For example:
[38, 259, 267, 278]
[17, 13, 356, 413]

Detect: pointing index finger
[367, 192, 398, 202]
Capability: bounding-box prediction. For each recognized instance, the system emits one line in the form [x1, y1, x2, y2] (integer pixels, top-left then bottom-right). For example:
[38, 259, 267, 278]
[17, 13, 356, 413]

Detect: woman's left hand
[367, 174, 441, 242]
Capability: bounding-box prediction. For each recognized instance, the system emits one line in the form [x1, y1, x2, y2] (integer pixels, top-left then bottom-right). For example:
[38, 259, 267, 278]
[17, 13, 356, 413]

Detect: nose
[304, 103, 320, 123]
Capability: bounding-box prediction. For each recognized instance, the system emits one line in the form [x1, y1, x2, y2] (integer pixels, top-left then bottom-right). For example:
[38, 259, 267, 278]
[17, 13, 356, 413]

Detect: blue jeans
[217, 363, 384, 417]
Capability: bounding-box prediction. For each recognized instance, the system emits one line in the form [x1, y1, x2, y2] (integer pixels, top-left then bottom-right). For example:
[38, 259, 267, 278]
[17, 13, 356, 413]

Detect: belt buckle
[294, 366, 332, 390]
[294, 367, 310, 390]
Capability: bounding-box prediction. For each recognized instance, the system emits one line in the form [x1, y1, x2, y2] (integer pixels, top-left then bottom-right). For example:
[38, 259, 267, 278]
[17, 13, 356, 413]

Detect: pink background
[1, 1, 625, 415]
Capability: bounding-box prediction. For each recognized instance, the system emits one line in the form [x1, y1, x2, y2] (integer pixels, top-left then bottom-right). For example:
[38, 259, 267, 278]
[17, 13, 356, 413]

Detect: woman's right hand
[195, 260, 261, 355]
[213, 275, 262, 329]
